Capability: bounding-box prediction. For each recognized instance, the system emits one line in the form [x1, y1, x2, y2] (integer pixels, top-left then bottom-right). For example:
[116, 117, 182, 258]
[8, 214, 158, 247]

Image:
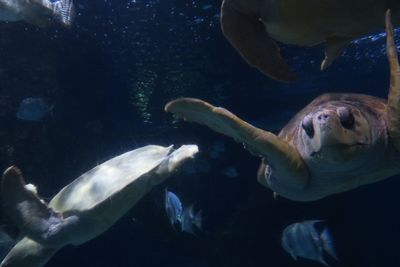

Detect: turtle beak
[308, 110, 367, 154]
[311, 110, 339, 151]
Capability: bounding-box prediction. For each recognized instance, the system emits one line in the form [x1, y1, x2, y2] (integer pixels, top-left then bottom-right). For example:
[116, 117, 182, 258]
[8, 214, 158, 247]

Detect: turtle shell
[49, 145, 174, 213]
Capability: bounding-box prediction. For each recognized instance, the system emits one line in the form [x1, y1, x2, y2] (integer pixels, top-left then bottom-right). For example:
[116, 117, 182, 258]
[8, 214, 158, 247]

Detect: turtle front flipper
[220, 0, 296, 82]
[165, 98, 309, 191]
[1, 237, 59, 267]
[385, 10, 400, 152]
[1, 166, 79, 248]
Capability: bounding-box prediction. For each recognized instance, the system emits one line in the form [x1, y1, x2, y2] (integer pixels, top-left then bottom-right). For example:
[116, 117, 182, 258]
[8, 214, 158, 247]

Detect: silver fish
[281, 220, 338, 266]
[0, 0, 74, 26]
[164, 189, 183, 226]
[16, 97, 51, 121]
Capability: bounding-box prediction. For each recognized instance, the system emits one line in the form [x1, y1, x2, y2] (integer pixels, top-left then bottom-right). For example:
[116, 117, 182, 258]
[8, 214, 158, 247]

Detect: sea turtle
[166, 11, 400, 201]
[220, 0, 400, 81]
[0, 144, 198, 267]
[0, 0, 74, 26]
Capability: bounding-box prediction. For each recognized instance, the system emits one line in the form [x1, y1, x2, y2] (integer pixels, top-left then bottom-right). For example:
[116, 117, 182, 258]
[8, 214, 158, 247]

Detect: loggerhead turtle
[0, 0, 74, 26]
[166, 11, 400, 201]
[220, 0, 400, 82]
[0, 144, 198, 267]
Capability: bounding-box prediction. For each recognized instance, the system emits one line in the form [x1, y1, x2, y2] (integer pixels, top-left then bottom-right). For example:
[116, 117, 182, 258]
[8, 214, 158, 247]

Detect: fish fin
[1, 166, 77, 247]
[220, 0, 296, 82]
[181, 222, 195, 235]
[48, 0, 75, 26]
[180, 206, 195, 235]
[193, 209, 203, 230]
[321, 227, 338, 261]
[321, 36, 350, 70]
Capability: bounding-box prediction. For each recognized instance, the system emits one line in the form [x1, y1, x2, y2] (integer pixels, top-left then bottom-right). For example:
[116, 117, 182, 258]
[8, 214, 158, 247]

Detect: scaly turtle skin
[166, 11, 400, 201]
[0, 144, 198, 267]
[220, 0, 400, 81]
[0, 0, 74, 26]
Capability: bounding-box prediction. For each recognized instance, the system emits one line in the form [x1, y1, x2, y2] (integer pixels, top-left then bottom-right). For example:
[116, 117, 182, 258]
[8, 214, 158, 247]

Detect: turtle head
[300, 104, 371, 161]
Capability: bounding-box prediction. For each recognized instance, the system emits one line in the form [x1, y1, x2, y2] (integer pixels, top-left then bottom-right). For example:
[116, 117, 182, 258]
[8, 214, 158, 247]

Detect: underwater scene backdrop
[0, 0, 400, 266]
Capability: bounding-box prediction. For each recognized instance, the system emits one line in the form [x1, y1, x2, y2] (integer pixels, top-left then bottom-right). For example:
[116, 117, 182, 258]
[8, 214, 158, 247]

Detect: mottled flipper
[386, 10, 400, 152]
[220, 0, 296, 82]
[165, 98, 309, 190]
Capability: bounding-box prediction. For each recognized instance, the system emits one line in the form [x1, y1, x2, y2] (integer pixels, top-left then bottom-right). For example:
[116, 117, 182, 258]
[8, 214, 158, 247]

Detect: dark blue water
[0, 1, 400, 266]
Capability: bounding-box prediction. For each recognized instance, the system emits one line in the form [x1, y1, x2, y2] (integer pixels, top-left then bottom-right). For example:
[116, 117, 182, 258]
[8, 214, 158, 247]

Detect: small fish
[0, 0, 74, 26]
[164, 189, 203, 236]
[181, 205, 202, 236]
[281, 220, 338, 266]
[223, 166, 238, 178]
[16, 97, 51, 121]
[164, 189, 183, 226]
[209, 140, 225, 159]
[201, 4, 212, 10]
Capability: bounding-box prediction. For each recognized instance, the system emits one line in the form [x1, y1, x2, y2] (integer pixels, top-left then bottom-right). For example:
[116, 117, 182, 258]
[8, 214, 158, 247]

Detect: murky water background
[0, 1, 399, 266]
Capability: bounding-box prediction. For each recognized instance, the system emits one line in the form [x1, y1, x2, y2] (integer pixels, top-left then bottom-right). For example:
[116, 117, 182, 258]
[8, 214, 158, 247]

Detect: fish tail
[48, 0, 75, 26]
[321, 227, 338, 260]
[193, 210, 203, 229]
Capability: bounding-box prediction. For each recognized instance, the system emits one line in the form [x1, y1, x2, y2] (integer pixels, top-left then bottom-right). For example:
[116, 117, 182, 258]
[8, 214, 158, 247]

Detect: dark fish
[223, 166, 238, 178]
[281, 220, 338, 266]
[16, 97, 51, 121]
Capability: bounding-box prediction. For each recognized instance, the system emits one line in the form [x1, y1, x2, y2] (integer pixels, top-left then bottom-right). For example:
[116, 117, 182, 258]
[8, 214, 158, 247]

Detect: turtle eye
[338, 107, 355, 129]
[302, 115, 314, 138]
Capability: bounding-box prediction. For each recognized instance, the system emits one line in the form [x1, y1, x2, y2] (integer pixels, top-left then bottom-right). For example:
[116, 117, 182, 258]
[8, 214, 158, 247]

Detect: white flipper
[1, 166, 79, 247]
[0, 237, 59, 267]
